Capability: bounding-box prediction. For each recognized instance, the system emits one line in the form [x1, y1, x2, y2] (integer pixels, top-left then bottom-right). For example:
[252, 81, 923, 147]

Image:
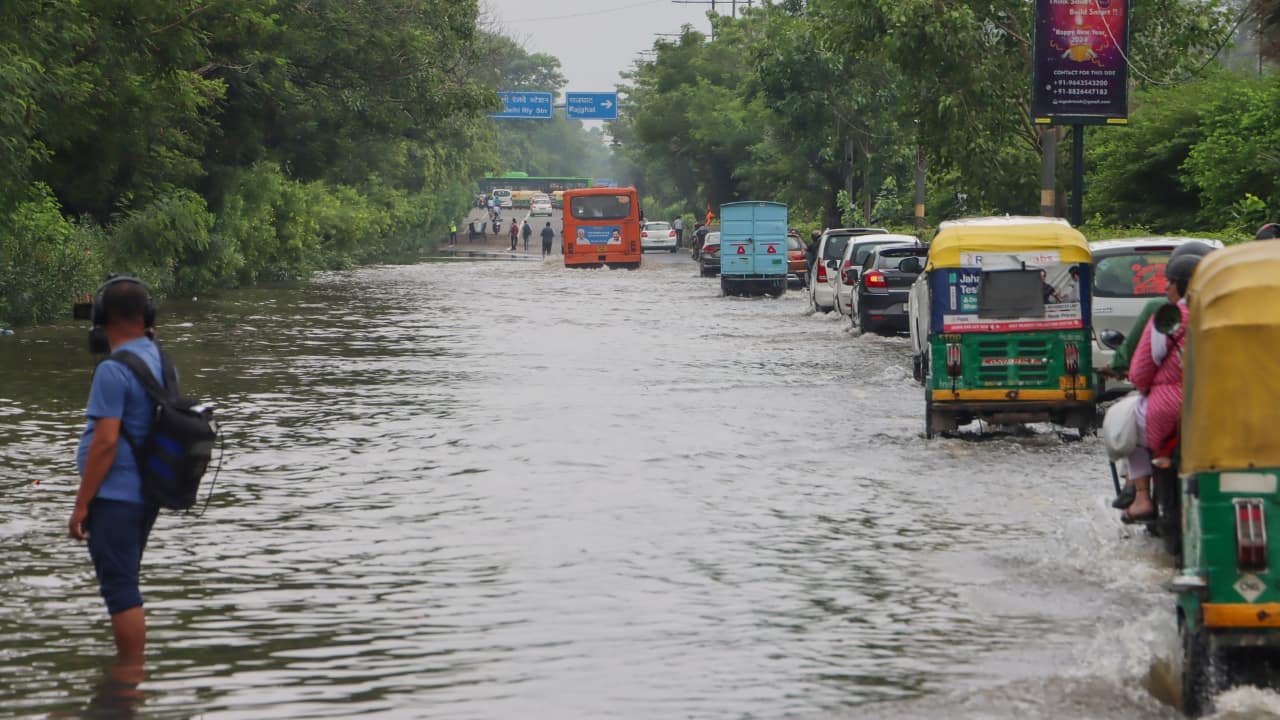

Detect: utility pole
[672, 0, 720, 37]
[1039, 126, 1057, 217]
[1070, 125, 1085, 227]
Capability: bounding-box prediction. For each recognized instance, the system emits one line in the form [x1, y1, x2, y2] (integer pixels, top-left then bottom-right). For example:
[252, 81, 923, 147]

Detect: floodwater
[2, 253, 1278, 719]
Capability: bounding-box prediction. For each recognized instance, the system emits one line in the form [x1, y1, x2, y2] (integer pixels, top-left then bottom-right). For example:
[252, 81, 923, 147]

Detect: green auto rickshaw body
[909, 218, 1096, 434]
[1174, 241, 1280, 714]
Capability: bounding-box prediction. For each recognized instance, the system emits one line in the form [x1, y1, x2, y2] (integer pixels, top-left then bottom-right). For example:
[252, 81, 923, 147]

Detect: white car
[807, 228, 888, 313]
[529, 196, 554, 216]
[832, 234, 920, 318]
[1091, 236, 1223, 397]
[641, 221, 678, 252]
[491, 188, 513, 209]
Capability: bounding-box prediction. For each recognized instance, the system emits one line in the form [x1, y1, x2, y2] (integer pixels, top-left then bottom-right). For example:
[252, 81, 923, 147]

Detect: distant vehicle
[698, 231, 721, 276]
[719, 201, 788, 297]
[563, 187, 642, 269]
[786, 233, 806, 287]
[491, 188, 513, 209]
[833, 234, 918, 319]
[808, 228, 889, 313]
[852, 244, 929, 335]
[530, 195, 554, 217]
[641, 221, 678, 253]
[1089, 237, 1223, 397]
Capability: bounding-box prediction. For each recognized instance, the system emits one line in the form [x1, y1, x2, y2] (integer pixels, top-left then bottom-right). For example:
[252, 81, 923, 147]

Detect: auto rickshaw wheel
[1181, 623, 1217, 718]
[1154, 465, 1183, 558]
[924, 391, 935, 439]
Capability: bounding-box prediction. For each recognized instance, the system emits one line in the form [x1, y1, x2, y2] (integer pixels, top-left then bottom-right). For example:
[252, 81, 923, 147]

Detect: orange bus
[563, 187, 642, 269]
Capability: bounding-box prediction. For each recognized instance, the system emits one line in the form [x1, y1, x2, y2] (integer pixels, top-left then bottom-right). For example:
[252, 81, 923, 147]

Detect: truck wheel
[1181, 623, 1216, 718]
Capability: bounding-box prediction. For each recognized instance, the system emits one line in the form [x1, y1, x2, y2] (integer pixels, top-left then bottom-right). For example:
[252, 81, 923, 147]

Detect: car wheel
[858, 306, 873, 335]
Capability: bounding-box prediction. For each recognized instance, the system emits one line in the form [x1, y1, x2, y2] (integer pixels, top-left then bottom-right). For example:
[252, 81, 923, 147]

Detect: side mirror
[1099, 329, 1125, 350]
[898, 257, 923, 274]
[1154, 302, 1183, 336]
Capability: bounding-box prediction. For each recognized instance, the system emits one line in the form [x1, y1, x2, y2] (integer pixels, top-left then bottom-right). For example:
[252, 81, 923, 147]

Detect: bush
[0, 183, 104, 326]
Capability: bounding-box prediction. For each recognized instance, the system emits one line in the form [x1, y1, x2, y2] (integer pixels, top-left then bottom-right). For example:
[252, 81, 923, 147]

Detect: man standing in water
[521, 220, 533, 252]
[540, 222, 555, 257]
[69, 279, 164, 671]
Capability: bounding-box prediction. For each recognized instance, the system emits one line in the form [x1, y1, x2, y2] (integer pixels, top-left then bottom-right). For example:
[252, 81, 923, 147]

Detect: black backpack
[109, 349, 218, 510]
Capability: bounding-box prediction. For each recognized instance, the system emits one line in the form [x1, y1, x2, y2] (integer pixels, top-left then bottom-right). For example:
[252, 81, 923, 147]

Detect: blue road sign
[565, 92, 619, 120]
[491, 91, 553, 119]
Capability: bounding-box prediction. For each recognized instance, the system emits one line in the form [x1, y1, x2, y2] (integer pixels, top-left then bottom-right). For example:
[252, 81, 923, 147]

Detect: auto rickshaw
[907, 217, 1095, 437]
[1172, 241, 1280, 715]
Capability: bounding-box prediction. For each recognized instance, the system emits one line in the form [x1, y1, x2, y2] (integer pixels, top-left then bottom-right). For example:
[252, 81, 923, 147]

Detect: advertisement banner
[938, 263, 1087, 333]
[576, 226, 622, 245]
[1031, 0, 1130, 124]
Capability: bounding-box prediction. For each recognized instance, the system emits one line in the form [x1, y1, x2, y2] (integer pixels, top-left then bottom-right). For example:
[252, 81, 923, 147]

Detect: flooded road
[2, 253, 1272, 718]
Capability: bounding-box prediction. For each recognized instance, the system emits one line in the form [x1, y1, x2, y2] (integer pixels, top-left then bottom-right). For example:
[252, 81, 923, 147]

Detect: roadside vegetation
[0, 3, 608, 326]
[610, 0, 1277, 239]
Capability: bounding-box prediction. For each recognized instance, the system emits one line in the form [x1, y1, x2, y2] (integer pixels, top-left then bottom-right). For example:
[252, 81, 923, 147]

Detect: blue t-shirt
[76, 337, 164, 504]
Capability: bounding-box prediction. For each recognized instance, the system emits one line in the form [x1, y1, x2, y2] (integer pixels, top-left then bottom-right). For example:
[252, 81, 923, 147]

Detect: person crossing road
[540, 222, 555, 257]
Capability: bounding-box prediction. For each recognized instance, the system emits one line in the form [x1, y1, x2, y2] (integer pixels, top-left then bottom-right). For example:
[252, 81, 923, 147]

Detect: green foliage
[614, 0, 1241, 234]
[1088, 73, 1280, 234]
[0, 1, 590, 326]
[0, 184, 103, 325]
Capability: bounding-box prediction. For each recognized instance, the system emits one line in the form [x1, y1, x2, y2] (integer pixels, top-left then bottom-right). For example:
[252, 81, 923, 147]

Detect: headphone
[87, 275, 156, 354]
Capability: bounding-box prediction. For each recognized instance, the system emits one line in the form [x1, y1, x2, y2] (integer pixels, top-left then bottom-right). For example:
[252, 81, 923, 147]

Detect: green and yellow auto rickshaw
[908, 217, 1095, 437]
[1173, 241, 1280, 715]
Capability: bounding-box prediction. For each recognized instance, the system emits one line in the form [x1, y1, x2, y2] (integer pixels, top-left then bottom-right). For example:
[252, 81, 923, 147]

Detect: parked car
[786, 233, 806, 287]
[851, 244, 929, 334]
[641, 221, 679, 252]
[698, 231, 721, 276]
[833, 234, 918, 319]
[1090, 237, 1223, 397]
[530, 195, 554, 217]
[807, 228, 888, 312]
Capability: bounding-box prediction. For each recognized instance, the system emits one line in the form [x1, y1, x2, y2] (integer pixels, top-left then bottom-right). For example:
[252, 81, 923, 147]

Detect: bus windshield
[570, 194, 633, 220]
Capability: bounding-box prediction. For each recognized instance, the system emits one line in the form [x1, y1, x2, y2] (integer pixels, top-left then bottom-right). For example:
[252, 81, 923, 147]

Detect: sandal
[1112, 483, 1137, 509]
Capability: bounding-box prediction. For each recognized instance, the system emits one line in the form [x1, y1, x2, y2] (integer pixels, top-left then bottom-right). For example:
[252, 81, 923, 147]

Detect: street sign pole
[1070, 125, 1084, 228]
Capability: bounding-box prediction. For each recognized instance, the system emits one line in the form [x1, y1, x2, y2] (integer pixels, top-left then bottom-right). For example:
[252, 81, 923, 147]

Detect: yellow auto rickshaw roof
[927, 218, 1090, 270]
[1183, 242, 1280, 473]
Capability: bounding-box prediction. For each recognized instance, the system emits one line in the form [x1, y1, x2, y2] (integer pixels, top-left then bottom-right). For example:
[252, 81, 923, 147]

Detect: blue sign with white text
[492, 91, 553, 119]
[565, 92, 619, 120]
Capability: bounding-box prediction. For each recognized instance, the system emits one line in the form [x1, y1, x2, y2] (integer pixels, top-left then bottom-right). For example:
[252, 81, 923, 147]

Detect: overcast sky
[482, 0, 724, 94]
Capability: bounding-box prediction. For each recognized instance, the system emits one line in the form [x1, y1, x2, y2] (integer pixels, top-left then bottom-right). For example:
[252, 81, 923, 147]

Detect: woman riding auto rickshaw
[908, 217, 1095, 437]
[1173, 241, 1280, 716]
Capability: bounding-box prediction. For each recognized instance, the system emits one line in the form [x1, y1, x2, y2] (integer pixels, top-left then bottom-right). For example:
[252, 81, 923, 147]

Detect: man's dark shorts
[87, 499, 160, 615]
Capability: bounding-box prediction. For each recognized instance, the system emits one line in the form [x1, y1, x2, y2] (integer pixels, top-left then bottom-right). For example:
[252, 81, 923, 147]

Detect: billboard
[1031, 0, 1130, 124]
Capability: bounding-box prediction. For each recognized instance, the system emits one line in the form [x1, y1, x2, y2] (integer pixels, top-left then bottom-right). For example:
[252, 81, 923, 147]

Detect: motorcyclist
[1117, 250, 1209, 522]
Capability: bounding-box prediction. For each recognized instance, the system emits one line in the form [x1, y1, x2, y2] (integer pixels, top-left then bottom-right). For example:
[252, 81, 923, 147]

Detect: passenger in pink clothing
[1120, 252, 1202, 522]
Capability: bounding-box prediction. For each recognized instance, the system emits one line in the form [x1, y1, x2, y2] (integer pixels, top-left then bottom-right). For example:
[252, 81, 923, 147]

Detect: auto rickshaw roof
[1183, 241, 1280, 474]
[927, 217, 1090, 269]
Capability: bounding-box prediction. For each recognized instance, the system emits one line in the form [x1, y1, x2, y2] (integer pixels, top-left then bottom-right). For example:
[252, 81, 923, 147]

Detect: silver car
[1091, 237, 1223, 397]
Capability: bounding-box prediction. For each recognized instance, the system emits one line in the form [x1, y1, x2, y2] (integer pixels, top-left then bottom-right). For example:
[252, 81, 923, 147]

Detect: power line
[509, 0, 668, 24]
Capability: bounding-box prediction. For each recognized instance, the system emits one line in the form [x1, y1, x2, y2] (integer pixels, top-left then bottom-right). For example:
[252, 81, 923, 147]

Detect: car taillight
[668, 230, 675, 238]
[946, 343, 962, 378]
[864, 271, 887, 289]
[1236, 499, 1268, 571]
[641, 231, 648, 238]
[1064, 342, 1080, 375]
[706, 245, 719, 254]
[817, 263, 828, 283]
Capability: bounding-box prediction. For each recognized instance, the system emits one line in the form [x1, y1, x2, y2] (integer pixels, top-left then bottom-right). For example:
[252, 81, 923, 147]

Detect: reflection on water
[0, 257, 1218, 718]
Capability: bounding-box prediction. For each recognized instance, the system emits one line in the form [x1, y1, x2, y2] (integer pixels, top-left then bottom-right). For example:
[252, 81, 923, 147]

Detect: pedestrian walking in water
[541, 222, 555, 257]
[68, 278, 165, 672]
[509, 219, 519, 251]
[521, 220, 532, 251]
[673, 216, 684, 248]
[449, 222, 458, 246]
